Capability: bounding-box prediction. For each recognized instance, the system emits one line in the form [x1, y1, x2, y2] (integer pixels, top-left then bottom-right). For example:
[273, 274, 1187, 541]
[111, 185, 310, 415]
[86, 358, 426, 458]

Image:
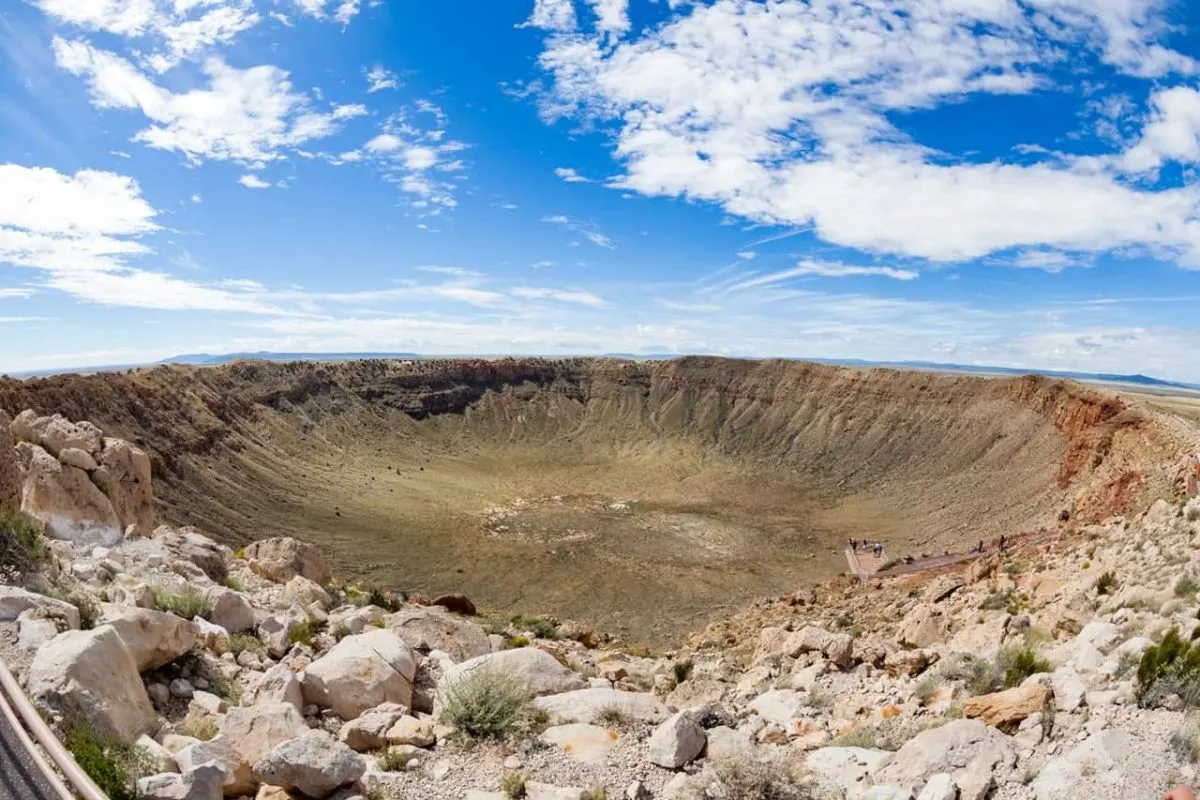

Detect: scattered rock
[244, 537, 332, 585]
[962, 684, 1049, 727]
[27, 626, 156, 743]
[137, 763, 225, 800]
[386, 715, 434, 747]
[647, 710, 705, 769]
[339, 702, 408, 751]
[101, 606, 198, 671]
[0, 586, 81, 629]
[156, 527, 230, 584]
[302, 628, 416, 719]
[252, 730, 366, 798]
[387, 606, 492, 662]
[205, 586, 256, 633]
[884, 649, 938, 678]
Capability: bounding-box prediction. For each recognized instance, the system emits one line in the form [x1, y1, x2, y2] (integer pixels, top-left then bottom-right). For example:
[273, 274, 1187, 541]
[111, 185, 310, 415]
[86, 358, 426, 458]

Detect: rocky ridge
[3, 407, 1200, 799]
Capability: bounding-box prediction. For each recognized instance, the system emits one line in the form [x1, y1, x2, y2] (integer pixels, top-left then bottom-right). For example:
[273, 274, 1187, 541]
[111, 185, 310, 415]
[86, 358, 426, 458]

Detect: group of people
[849, 538, 885, 557]
[971, 535, 1008, 554]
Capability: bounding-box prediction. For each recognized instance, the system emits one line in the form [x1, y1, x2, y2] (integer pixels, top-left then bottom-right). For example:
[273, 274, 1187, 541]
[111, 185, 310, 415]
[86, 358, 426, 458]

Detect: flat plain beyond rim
[0, 357, 1185, 645]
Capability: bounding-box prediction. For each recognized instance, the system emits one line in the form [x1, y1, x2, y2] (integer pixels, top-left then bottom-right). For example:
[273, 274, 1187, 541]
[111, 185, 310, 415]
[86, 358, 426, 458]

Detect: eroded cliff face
[0, 357, 1188, 642]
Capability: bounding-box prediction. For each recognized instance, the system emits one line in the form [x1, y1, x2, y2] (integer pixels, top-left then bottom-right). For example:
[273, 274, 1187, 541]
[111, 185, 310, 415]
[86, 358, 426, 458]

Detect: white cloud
[531, 0, 1200, 266]
[736, 251, 756, 260]
[417, 266, 483, 279]
[33, 0, 261, 72]
[1009, 250, 1081, 272]
[238, 174, 270, 189]
[1122, 86, 1200, 173]
[511, 287, 607, 307]
[532, 260, 556, 268]
[542, 214, 615, 249]
[365, 133, 403, 153]
[555, 166, 591, 183]
[0, 288, 35, 299]
[366, 65, 399, 93]
[190, 193, 202, 203]
[0, 163, 283, 313]
[292, 0, 361, 25]
[655, 299, 720, 312]
[587, 0, 630, 35]
[499, 203, 519, 210]
[54, 38, 364, 164]
[726, 261, 919, 291]
[522, 0, 576, 31]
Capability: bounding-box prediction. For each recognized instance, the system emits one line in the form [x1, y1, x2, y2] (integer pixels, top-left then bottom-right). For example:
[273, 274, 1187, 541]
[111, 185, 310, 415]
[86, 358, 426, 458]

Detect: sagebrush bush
[229, 633, 263, 656]
[1137, 628, 1200, 708]
[681, 754, 813, 799]
[500, 770, 530, 799]
[914, 674, 941, 706]
[1177, 574, 1200, 599]
[1095, 571, 1118, 595]
[1172, 719, 1200, 763]
[942, 646, 1049, 696]
[998, 646, 1051, 689]
[64, 722, 145, 800]
[376, 747, 415, 772]
[439, 668, 529, 739]
[0, 511, 45, 579]
[288, 620, 316, 646]
[152, 586, 210, 620]
[673, 658, 695, 684]
[510, 614, 560, 640]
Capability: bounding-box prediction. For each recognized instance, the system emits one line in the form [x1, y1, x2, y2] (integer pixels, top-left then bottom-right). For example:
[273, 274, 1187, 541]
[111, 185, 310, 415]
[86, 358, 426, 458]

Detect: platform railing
[0, 655, 110, 800]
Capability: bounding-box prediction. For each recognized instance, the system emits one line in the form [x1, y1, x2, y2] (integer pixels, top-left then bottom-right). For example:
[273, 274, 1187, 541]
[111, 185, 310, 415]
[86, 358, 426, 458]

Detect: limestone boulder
[175, 736, 254, 797]
[252, 730, 366, 798]
[1050, 666, 1086, 712]
[874, 720, 1015, 790]
[0, 585, 80, 628]
[884, 649, 938, 678]
[205, 586, 256, 633]
[386, 606, 491, 662]
[219, 703, 309, 793]
[962, 684, 1049, 727]
[244, 537, 331, 585]
[27, 626, 156, 743]
[784, 626, 854, 668]
[386, 715, 434, 747]
[58, 447, 98, 472]
[531, 688, 668, 725]
[101, 605, 198, 671]
[646, 710, 705, 769]
[439, 648, 587, 703]
[806, 747, 892, 796]
[21, 444, 121, 545]
[748, 689, 808, 726]
[302, 628, 416, 720]
[156, 527, 229, 584]
[915, 774, 958, 800]
[923, 575, 964, 604]
[137, 764, 225, 800]
[1030, 730, 1129, 800]
[99, 438, 155, 537]
[283, 575, 331, 610]
[898, 605, 946, 649]
[13, 413, 103, 457]
[194, 617, 230, 654]
[245, 664, 304, 711]
[338, 702, 408, 751]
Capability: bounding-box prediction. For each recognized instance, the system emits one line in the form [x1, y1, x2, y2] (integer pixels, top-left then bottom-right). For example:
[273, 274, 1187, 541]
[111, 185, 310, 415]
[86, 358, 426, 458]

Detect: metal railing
[0, 656, 109, 800]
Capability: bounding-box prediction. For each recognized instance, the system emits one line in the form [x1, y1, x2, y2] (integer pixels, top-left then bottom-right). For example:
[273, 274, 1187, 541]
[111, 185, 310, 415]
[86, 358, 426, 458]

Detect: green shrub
[979, 591, 1012, 611]
[225, 576, 244, 592]
[505, 635, 530, 649]
[581, 787, 606, 800]
[376, 747, 415, 772]
[1137, 628, 1200, 708]
[229, 633, 263, 656]
[834, 717, 944, 751]
[1095, 571, 1118, 596]
[997, 646, 1051, 689]
[439, 669, 529, 739]
[64, 723, 141, 800]
[501, 770, 530, 799]
[288, 621, 316, 646]
[673, 658, 695, 684]
[596, 705, 630, 727]
[510, 614, 560, 640]
[914, 674, 941, 706]
[331, 623, 350, 641]
[0, 511, 46, 579]
[1177, 574, 1200, 599]
[70, 593, 99, 630]
[684, 754, 811, 800]
[1172, 719, 1200, 764]
[181, 717, 219, 741]
[152, 586, 210, 620]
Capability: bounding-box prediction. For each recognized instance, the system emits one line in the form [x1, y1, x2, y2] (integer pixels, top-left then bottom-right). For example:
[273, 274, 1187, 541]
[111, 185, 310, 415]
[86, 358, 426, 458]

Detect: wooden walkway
[845, 530, 1053, 582]
[845, 547, 887, 580]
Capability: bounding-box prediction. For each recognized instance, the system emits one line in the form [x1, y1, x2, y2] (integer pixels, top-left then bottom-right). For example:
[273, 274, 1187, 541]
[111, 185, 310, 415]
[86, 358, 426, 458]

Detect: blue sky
[5, 1, 1200, 379]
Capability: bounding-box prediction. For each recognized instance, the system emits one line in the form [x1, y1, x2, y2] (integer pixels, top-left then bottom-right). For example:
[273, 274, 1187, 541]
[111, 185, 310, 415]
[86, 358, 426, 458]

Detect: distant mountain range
[6, 351, 1199, 391]
[164, 351, 421, 365]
